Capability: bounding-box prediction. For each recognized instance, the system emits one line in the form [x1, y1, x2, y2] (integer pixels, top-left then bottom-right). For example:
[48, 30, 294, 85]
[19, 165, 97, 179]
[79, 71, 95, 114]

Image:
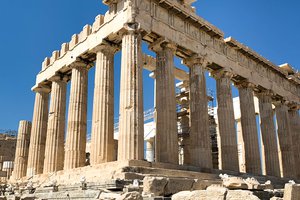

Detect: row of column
[20, 26, 213, 178]
[14, 26, 300, 180]
[21, 28, 144, 178]
[213, 70, 300, 178]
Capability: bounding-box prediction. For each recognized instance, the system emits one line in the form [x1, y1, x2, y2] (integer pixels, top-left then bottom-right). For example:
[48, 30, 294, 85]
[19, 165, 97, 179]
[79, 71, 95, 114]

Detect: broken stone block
[226, 190, 260, 200]
[123, 185, 142, 193]
[164, 178, 194, 196]
[206, 185, 227, 199]
[244, 177, 261, 190]
[172, 188, 226, 200]
[99, 192, 121, 200]
[143, 177, 168, 196]
[219, 174, 248, 189]
[259, 180, 274, 190]
[283, 183, 300, 200]
[171, 191, 197, 200]
[192, 179, 222, 190]
[116, 191, 142, 200]
[172, 190, 210, 200]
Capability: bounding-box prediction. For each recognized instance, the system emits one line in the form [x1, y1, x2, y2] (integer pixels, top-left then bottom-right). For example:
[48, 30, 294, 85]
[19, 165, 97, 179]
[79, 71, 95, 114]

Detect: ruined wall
[0, 134, 17, 162]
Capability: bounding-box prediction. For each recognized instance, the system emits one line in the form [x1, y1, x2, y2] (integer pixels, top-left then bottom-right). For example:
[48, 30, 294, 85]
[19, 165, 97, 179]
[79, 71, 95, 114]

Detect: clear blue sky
[0, 0, 299, 132]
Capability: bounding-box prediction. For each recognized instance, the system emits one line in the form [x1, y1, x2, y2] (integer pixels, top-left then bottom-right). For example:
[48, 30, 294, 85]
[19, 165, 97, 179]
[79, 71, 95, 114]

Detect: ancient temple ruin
[10, 0, 300, 197]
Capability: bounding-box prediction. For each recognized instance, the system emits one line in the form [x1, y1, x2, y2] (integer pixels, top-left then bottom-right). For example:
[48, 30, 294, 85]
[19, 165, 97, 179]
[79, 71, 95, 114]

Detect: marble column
[179, 115, 190, 164]
[150, 42, 178, 164]
[90, 44, 117, 165]
[237, 82, 261, 175]
[13, 120, 31, 179]
[256, 91, 280, 177]
[275, 101, 296, 178]
[118, 27, 144, 161]
[236, 119, 246, 173]
[64, 62, 88, 170]
[214, 70, 239, 171]
[146, 138, 154, 162]
[0, 156, 4, 171]
[288, 106, 300, 179]
[43, 76, 67, 173]
[27, 87, 50, 176]
[184, 57, 212, 169]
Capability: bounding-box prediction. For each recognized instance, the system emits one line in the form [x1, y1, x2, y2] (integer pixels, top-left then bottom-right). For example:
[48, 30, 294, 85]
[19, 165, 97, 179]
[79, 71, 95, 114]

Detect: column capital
[92, 42, 119, 55]
[69, 60, 90, 70]
[123, 22, 142, 35]
[211, 69, 234, 80]
[273, 98, 289, 107]
[287, 102, 300, 110]
[49, 74, 68, 83]
[255, 89, 274, 98]
[149, 37, 177, 53]
[33, 85, 51, 93]
[183, 55, 208, 68]
[235, 81, 256, 89]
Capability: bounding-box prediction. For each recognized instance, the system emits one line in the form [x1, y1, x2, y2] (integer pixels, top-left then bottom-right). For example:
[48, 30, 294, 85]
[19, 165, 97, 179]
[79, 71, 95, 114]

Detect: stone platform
[4, 160, 299, 199]
[13, 160, 292, 189]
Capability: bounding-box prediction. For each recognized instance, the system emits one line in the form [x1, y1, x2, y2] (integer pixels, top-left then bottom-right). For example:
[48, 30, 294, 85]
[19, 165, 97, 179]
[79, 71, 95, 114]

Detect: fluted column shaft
[214, 71, 239, 171]
[64, 63, 88, 170]
[237, 83, 261, 174]
[27, 87, 49, 176]
[275, 102, 295, 178]
[146, 139, 154, 162]
[118, 29, 144, 160]
[185, 58, 212, 168]
[288, 108, 300, 178]
[43, 77, 67, 173]
[257, 92, 280, 177]
[152, 43, 178, 164]
[0, 156, 4, 171]
[13, 121, 31, 179]
[236, 119, 246, 173]
[91, 45, 116, 165]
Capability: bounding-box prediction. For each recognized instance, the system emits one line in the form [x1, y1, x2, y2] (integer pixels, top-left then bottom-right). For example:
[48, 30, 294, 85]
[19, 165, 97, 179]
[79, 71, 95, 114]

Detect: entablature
[33, 0, 300, 105]
[136, 0, 300, 103]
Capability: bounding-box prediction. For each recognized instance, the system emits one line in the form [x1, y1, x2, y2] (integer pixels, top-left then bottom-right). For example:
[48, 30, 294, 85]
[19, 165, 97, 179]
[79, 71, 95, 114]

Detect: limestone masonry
[5, 0, 300, 199]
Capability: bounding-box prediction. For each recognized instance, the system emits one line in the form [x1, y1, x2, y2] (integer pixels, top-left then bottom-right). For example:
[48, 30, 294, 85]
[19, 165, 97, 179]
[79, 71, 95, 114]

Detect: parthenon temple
[9, 0, 300, 198]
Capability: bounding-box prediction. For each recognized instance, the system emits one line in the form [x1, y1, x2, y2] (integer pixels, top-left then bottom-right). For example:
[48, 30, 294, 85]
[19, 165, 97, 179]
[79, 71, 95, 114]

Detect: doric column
[13, 120, 31, 179]
[256, 91, 280, 177]
[236, 82, 261, 175]
[184, 57, 212, 169]
[90, 44, 117, 165]
[179, 115, 190, 164]
[118, 25, 144, 161]
[64, 62, 88, 170]
[150, 41, 178, 164]
[213, 70, 239, 171]
[274, 100, 296, 178]
[236, 119, 246, 173]
[145, 138, 154, 162]
[43, 76, 67, 173]
[288, 105, 300, 179]
[27, 86, 50, 176]
[0, 156, 4, 171]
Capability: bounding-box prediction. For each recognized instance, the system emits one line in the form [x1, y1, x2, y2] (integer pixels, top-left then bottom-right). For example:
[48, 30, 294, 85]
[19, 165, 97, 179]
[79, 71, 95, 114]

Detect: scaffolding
[91, 86, 219, 168]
